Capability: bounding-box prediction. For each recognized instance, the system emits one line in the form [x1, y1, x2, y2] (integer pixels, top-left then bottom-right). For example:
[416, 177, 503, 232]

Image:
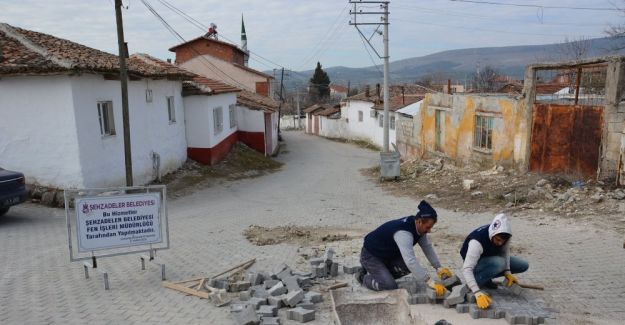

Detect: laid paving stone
[408, 293, 429, 305]
[456, 303, 470, 313]
[256, 305, 278, 317]
[287, 307, 315, 323]
[504, 278, 524, 295]
[437, 274, 461, 288]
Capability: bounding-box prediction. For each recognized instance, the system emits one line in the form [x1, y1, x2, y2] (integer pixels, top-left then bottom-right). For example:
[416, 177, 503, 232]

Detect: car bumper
[0, 188, 28, 208]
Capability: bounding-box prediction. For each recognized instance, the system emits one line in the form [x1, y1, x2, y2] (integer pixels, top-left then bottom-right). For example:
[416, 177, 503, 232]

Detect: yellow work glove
[437, 267, 453, 280]
[475, 291, 492, 309]
[504, 273, 518, 287]
[427, 279, 447, 297]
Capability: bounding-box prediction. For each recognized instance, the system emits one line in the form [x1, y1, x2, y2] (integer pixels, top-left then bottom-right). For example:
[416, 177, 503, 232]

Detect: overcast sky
[1, 0, 623, 72]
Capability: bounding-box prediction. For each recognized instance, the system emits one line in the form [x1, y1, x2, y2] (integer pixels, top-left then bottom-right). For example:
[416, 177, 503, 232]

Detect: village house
[0, 23, 194, 189]
[167, 22, 279, 156]
[315, 104, 342, 138]
[329, 84, 348, 100]
[181, 76, 241, 165]
[303, 104, 330, 135]
[397, 56, 625, 182]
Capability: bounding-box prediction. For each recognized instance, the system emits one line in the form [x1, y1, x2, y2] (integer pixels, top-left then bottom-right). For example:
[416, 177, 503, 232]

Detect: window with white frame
[167, 96, 176, 123]
[97, 101, 115, 136]
[229, 104, 236, 128]
[390, 116, 396, 130]
[358, 111, 363, 122]
[213, 106, 223, 135]
[474, 115, 494, 150]
[379, 115, 383, 127]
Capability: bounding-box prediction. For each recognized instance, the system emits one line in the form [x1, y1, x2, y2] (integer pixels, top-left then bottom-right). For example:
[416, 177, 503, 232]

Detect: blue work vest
[460, 225, 505, 260]
[363, 215, 421, 260]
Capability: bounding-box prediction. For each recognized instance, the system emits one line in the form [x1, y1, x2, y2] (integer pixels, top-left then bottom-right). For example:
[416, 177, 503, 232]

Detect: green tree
[308, 62, 330, 102]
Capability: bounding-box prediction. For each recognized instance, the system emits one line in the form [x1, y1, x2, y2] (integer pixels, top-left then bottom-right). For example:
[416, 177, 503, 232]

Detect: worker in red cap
[356, 200, 452, 297]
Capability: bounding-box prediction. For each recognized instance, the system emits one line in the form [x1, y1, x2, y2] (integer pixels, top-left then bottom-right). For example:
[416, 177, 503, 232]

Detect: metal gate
[530, 104, 603, 178]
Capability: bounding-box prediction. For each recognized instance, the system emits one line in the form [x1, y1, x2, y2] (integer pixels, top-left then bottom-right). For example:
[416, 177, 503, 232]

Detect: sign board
[75, 193, 162, 252]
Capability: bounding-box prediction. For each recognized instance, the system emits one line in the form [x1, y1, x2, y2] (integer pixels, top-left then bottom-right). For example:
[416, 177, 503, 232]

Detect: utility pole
[296, 91, 301, 129]
[349, 0, 390, 152]
[277, 67, 285, 139]
[115, 0, 133, 186]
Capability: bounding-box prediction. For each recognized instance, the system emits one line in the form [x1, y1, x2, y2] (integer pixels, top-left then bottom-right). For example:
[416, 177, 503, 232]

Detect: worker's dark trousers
[359, 247, 410, 291]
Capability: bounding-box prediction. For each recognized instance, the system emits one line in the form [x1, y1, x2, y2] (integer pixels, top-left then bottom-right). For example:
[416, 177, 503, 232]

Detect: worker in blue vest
[356, 200, 452, 297]
[460, 213, 529, 309]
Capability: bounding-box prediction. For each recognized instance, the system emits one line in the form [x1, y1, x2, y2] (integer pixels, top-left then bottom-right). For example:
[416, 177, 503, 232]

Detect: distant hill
[281, 37, 625, 89]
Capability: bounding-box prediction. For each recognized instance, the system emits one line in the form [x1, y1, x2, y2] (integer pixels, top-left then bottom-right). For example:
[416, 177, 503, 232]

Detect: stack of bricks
[230, 263, 325, 324]
[309, 248, 341, 278]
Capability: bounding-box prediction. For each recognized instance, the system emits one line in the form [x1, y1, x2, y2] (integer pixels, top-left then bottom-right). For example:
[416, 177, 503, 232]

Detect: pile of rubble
[226, 248, 361, 325]
[370, 158, 625, 222]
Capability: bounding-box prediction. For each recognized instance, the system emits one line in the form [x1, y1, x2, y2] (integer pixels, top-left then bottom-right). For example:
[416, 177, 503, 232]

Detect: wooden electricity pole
[115, 0, 133, 186]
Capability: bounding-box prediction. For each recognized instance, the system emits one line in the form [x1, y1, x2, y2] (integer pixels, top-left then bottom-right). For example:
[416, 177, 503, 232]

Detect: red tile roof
[168, 35, 246, 55]
[237, 90, 278, 112]
[303, 104, 331, 114]
[347, 84, 429, 103]
[182, 76, 241, 96]
[315, 106, 340, 117]
[0, 23, 192, 79]
[372, 95, 424, 111]
[330, 84, 348, 93]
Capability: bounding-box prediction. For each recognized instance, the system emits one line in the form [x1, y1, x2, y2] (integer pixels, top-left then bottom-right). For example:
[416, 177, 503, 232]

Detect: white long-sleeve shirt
[393, 230, 442, 282]
[462, 239, 510, 293]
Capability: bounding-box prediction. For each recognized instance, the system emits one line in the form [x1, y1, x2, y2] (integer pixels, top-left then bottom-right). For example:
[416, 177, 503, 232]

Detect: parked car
[0, 167, 27, 216]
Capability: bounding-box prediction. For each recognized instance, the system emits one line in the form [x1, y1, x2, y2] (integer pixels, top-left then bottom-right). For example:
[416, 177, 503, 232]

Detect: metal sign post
[64, 185, 170, 290]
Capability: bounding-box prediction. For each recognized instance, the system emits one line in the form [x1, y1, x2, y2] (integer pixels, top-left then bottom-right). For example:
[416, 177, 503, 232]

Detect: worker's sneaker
[483, 280, 498, 289]
[355, 268, 366, 284]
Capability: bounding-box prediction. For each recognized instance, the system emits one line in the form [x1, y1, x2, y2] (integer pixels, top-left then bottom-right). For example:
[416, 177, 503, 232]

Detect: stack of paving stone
[401, 275, 554, 325]
[229, 263, 324, 325]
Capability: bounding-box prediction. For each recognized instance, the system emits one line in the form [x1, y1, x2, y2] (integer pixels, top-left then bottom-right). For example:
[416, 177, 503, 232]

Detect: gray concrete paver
[0, 131, 624, 324]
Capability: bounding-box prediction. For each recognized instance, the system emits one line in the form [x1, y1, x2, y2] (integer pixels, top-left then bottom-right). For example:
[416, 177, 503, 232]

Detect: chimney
[167, 58, 172, 63]
[365, 85, 370, 97]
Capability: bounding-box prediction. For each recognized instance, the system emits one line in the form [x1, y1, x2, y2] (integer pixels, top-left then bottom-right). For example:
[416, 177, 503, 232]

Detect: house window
[167, 96, 176, 123]
[229, 104, 236, 128]
[474, 115, 493, 150]
[213, 106, 223, 135]
[97, 101, 115, 136]
[379, 115, 384, 127]
[390, 116, 396, 130]
[358, 111, 363, 122]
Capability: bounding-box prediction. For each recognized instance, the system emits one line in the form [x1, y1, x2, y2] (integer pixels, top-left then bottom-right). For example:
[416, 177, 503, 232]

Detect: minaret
[241, 14, 249, 66]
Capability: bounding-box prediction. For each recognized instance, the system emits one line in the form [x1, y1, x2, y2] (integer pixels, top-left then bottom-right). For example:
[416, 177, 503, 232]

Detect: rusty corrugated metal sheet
[530, 104, 603, 178]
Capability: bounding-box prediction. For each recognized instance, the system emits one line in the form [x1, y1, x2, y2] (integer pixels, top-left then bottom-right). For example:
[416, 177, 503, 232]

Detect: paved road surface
[1, 131, 624, 324]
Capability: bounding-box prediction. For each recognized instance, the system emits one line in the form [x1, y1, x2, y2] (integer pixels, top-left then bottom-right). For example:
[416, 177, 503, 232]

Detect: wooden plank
[163, 281, 210, 299]
[196, 278, 206, 291]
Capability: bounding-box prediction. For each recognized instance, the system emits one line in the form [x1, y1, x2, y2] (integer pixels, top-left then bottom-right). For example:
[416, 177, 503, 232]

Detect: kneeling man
[461, 213, 529, 309]
[357, 201, 452, 297]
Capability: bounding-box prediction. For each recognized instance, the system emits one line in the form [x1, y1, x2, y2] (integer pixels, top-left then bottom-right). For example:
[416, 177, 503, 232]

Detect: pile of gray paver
[228, 248, 362, 325]
[399, 276, 555, 324]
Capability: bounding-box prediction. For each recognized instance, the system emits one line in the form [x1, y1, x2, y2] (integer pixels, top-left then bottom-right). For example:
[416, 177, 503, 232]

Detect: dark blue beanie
[416, 200, 437, 220]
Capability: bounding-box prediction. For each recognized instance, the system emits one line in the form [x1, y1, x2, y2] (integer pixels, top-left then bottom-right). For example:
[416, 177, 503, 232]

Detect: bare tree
[472, 66, 500, 92]
[606, 1, 625, 50]
[556, 37, 592, 61]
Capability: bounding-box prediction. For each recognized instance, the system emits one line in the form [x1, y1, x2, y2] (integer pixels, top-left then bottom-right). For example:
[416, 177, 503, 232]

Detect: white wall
[319, 117, 343, 138]
[0, 76, 83, 187]
[237, 106, 265, 132]
[71, 75, 188, 188]
[183, 93, 237, 149]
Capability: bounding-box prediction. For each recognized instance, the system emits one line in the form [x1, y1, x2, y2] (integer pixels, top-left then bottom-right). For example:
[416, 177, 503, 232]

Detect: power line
[140, 0, 253, 91]
[393, 4, 610, 27]
[157, 0, 287, 70]
[393, 17, 602, 38]
[449, 0, 621, 11]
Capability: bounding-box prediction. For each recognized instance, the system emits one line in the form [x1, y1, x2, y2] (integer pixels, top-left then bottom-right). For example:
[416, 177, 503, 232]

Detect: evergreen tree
[309, 62, 330, 102]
